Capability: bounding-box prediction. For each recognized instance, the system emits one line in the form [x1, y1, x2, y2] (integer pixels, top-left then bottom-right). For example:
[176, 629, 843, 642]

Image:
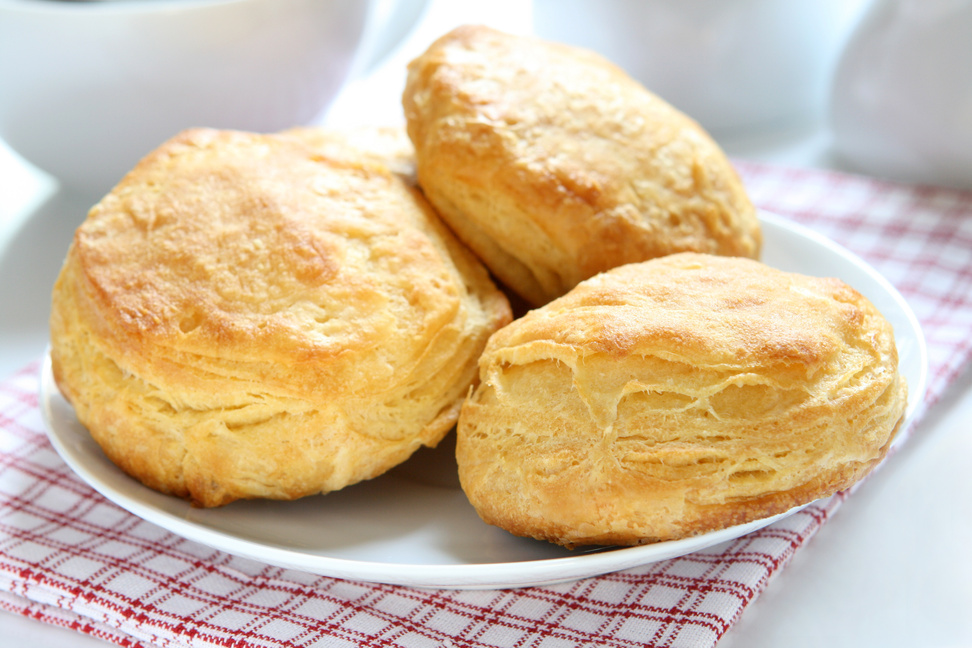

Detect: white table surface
[2, 1, 970, 646]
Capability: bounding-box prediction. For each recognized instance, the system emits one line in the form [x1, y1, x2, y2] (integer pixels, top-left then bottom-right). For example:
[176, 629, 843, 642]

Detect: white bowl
[0, 0, 425, 197]
[533, 0, 861, 138]
[830, 0, 972, 190]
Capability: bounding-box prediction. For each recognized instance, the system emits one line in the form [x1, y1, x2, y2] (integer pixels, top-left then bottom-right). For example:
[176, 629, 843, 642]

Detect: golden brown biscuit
[457, 253, 907, 547]
[50, 128, 511, 507]
[403, 25, 761, 306]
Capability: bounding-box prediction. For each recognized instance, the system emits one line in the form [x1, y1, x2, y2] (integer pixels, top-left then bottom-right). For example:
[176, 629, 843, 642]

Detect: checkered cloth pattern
[1, 162, 970, 648]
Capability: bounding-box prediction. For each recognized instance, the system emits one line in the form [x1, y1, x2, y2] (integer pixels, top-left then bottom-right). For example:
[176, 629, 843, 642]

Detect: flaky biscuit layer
[457, 253, 907, 547]
[404, 26, 761, 305]
[51, 128, 510, 507]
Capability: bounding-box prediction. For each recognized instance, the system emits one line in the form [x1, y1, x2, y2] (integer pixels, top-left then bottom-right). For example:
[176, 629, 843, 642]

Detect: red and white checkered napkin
[2, 163, 971, 648]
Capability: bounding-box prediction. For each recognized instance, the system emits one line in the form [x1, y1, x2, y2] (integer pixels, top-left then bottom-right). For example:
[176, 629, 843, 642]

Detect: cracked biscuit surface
[403, 25, 761, 306]
[50, 128, 511, 507]
[457, 253, 907, 547]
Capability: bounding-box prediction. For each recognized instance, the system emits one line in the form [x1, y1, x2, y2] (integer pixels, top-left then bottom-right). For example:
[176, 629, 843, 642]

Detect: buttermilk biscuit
[50, 128, 511, 507]
[457, 253, 907, 547]
[403, 25, 761, 306]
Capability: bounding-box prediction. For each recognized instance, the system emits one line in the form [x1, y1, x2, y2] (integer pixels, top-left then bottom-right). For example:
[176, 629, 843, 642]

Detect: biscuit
[457, 253, 907, 547]
[50, 128, 511, 507]
[403, 25, 761, 305]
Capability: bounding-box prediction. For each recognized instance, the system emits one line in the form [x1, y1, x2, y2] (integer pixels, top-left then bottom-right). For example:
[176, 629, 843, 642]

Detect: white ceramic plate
[40, 211, 928, 590]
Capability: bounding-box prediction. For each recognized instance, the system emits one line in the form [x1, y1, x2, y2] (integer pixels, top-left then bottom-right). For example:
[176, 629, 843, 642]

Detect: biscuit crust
[457, 253, 907, 547]
[50, 128, 511, 507]
[403, 26, 761, 305]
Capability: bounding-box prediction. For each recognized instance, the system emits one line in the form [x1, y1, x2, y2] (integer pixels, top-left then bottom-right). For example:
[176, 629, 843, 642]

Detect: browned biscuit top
[51, 128, 510, 507]
[404, 25, 761, 305]
[457, 253, 907, 547]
